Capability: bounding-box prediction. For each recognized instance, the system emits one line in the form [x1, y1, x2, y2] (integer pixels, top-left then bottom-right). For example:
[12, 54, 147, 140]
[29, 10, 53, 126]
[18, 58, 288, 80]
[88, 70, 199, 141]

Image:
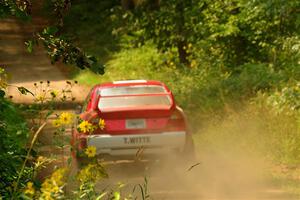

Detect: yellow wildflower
[85, 146, 97, 158]
[40, 191, 54, 200]
[78, 120, 94, 134]
[99, 118, 105, 130]
[50, 90, 59, 98]
[35, 94, 45, 102]
[37, 156, 44, 163]
[51, 168, 66, 186]
[59, 112, 73, 125]
[190, 60, 197, 68]
[24, 181, 35, 196]
[77, 164, 95, 182]
[40, 168, 66, 199]
[0, 67, 8, 89]
[51, 184, 60, 193]
[0, 80, 7, 89]
[35, 156, 52, 169]
[52, 119, 61, 127]
[77, 163, 107, 183]
[41, 179, 52, 193]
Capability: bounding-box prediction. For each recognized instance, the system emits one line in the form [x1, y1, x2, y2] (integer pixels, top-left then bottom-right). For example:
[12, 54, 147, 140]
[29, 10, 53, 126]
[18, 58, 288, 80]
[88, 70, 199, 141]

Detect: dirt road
[94, 154, 298, 200]
[0, 11, 87, 186]
[0, 16, 89, 103]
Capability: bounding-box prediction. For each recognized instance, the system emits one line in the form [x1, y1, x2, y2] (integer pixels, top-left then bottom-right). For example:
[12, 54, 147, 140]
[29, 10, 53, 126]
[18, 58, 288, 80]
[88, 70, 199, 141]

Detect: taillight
[89, 115, 106, 134]
[167, 110, 185, 131]
[79, 110, 101, 134]
[90, 117, 99, 125]
[170, 111, 182, 120]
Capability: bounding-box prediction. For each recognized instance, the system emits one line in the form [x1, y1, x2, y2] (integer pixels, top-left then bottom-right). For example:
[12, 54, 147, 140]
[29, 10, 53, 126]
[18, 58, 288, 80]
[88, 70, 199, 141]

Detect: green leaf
[96, 192, 107, 200]
[14, 8, 31, 21]
[87, 55, 97, 63]
[43, 26, 59, 35]
[46, 110, 54, 118]
[17, 87, 34, 96]
[19, 193, 32, 200]
[118, 182, 126, 189]
[91, 63, 105, 75]
[25, 40, 34, 53]
[139, 184, 145, 200]
[0, 90, 5, 98]
[113, 191, 120, 200]
[67, 156, 72, 166]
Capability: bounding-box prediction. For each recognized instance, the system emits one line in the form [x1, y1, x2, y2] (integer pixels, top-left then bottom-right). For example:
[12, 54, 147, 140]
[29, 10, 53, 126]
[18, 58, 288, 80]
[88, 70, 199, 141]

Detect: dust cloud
[100, 153, 281, 200]
[97, 111, 297, 200]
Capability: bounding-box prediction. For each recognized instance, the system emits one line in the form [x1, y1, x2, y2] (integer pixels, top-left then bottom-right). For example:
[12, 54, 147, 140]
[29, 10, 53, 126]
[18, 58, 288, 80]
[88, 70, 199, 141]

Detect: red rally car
[71, 80, 195, 159]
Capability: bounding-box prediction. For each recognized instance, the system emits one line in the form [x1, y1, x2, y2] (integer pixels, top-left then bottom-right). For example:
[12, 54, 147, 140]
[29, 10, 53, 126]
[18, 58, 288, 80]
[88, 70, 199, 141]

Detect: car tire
[182, 135, 196, 162]
[71, 127, 89, 168]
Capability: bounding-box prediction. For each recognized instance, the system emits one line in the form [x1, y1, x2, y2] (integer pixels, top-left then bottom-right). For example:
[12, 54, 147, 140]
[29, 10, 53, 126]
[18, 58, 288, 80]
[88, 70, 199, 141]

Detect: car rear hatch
[89, 84, 186, 134]
[97, 93, 175, 134]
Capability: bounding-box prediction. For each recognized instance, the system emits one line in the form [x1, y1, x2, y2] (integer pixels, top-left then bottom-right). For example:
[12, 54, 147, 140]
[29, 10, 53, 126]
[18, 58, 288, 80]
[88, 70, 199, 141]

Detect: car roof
[93, 80, 169, 90]
[87, 80, 175, 110]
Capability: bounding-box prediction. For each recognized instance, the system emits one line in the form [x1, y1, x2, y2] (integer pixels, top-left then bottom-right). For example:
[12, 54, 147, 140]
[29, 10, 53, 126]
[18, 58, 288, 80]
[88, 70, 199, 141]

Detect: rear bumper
[87, 131, 186, 156]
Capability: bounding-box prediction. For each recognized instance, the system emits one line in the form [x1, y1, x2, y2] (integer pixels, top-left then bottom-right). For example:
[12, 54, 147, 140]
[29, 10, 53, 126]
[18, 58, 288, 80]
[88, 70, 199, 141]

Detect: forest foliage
[62, 0, 300, 112]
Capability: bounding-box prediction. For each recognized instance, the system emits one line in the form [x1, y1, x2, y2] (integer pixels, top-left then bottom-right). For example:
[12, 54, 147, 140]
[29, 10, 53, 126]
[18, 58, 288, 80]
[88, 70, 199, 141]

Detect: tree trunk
[176, 0, 189, 64]
[177, 40, 189, 64]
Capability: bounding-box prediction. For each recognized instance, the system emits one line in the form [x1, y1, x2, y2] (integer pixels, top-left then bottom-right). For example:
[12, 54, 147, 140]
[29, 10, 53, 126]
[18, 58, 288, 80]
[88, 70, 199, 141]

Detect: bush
[194, 98, 300, 166]
[0, 97, 29, 197]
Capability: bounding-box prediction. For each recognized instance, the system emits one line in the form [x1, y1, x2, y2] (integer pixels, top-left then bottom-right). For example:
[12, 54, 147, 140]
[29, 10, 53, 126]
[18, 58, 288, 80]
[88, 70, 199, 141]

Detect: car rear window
[98, 95, 172, 110]
[98, 85, 171, 110]
[100, 85, 167, 96]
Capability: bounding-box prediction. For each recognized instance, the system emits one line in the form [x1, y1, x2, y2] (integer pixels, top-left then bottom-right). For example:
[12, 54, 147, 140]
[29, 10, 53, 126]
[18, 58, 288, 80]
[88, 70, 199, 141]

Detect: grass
[192, 103, 300, 197]
[270, 166, 300, 196]
[66, 44, 166, 87]
[72, 45, 164, 83]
